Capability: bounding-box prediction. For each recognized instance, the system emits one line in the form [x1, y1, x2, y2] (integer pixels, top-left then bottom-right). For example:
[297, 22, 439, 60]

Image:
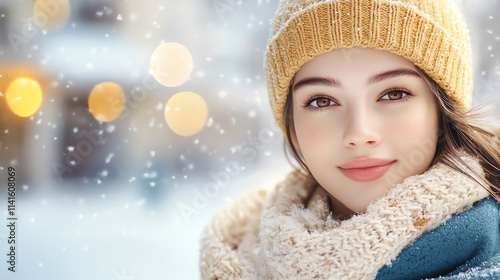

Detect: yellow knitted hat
[264, 0, 472, 133]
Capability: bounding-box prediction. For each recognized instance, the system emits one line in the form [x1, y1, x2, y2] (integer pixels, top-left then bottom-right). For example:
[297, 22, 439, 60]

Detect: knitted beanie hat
[264, 0, 472, 133]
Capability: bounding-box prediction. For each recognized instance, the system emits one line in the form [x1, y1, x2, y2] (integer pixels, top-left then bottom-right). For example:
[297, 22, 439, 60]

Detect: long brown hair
[283, 67, 500, 201]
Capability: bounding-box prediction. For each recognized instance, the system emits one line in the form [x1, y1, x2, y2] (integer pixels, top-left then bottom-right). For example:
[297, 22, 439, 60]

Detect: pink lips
[337, 158, 396, 182]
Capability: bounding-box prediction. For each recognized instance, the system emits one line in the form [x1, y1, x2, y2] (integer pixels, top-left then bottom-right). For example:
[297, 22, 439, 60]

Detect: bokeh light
[6, 78, 43, 117]
[164, 91, 208, 137]
[33, 0, 71, 32]
[150, 42, 193, 87]
[88, 82, 126, 122]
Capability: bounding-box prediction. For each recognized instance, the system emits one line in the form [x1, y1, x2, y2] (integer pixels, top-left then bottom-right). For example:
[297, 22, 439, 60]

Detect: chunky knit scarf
[200, 157, 489, 280]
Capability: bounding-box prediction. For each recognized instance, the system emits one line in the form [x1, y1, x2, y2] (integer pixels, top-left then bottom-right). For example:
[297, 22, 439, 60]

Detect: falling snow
[106, 125, 116, 133]
[105, 153, 114, 164]
[1, 1, 498, 280]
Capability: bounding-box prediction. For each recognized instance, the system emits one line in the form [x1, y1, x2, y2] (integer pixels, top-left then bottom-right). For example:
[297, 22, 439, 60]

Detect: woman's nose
[342, 110, 381, 148]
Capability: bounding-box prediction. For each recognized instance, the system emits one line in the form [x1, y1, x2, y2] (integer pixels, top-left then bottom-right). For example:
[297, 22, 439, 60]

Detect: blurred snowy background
[0, 0, 498, 279]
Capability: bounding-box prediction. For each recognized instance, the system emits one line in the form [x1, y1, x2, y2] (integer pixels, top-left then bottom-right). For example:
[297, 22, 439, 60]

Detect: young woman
[201, 0, 500, 279]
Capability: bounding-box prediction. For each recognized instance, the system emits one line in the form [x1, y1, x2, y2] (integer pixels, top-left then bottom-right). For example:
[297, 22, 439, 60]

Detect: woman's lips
[338, 158, 396, 182]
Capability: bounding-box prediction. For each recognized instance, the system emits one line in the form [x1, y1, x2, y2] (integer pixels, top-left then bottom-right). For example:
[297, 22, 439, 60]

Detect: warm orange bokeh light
[150, 42, 193, 87]
[164, 91, 208, 136]
[88, 82, 126, 122]
[6, 78, 43, 117]
[33, 0, 71, 32]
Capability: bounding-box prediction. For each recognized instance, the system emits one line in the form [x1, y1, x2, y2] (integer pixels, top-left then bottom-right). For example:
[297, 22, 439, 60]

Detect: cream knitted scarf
[200, 156, 489, 280]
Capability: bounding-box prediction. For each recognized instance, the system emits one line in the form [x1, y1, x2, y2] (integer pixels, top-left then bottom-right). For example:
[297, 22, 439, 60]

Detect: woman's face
[292, 47, 439, 218]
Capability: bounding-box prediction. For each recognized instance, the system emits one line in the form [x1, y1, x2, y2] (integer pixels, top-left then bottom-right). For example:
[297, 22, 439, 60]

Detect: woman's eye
[310, 98, 336, 107]
[380, 91, 409, 101]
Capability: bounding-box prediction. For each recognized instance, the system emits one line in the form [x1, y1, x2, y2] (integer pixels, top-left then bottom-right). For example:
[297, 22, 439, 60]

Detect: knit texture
[199, 155, 490, 280]
[264, 0, 473, 133]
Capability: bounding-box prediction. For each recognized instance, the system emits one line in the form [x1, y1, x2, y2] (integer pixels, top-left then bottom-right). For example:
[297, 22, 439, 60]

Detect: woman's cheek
[299, 126, 332, 156]
[385, 110, 428, 141]
[386, 116, 437, 168]
[389, 120, 419, 140]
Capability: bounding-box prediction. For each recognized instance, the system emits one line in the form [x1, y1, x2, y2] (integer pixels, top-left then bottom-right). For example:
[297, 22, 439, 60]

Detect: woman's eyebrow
[293, 77, 343, 91]
[367, 68, 421, 85]
[293, 68, 421, 91]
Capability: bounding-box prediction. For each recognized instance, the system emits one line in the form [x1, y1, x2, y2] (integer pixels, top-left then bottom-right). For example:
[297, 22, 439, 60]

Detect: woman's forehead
[294, 47, 417, 80]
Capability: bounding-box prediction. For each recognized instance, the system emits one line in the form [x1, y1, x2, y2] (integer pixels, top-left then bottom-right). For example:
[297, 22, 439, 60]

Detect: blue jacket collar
[376, 197, 500, 279]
